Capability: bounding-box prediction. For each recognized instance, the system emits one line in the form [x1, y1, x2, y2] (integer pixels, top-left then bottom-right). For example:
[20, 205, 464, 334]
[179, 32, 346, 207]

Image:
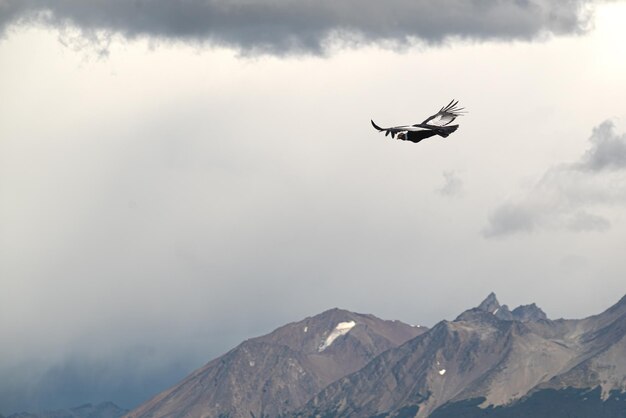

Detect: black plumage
[371, 100, 466, 144]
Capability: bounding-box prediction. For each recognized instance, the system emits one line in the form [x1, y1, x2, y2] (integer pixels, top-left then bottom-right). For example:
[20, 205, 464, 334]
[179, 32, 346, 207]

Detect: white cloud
[438, 171, 464, 197]
[484, 121, 626, 237]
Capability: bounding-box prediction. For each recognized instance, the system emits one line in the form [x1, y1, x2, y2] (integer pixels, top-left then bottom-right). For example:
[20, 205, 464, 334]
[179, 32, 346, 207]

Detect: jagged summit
[297, 295, 626, 418]
[467, 292, 548, 323]
[454, 307, 501, 324]
[512, 303, 548, 321]
[126, 295, 626, 418]
[477, 292, 500, 313]
[495, 304, 515, 320]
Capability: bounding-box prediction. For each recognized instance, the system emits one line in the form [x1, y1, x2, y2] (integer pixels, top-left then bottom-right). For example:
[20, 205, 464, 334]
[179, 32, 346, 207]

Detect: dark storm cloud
[484, 121, 626, 238]
[1, 0, 597, 54]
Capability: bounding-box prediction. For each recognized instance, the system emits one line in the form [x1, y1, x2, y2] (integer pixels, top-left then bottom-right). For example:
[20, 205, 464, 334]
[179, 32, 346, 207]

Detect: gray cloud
[438, 170, 464, 197]
[1, 0, 597, 54]
[484, 204, 536, 237]
[484, 121, 626, 238]
[566, 210, 611, 231]
[3, 8, 626, 412]
[575, 121, 626, 171]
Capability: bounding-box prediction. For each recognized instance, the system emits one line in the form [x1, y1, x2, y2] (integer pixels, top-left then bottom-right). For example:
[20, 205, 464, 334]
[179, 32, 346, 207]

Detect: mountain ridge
[125, 308, 426, 418]
[296, 293, 626, 418]
[6, 402, 127, 418]
[125, 294, 626, 418]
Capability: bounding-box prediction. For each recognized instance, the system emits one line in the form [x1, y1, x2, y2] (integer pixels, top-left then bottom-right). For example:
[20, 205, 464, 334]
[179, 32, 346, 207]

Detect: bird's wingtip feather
[371, 119, 385, 131]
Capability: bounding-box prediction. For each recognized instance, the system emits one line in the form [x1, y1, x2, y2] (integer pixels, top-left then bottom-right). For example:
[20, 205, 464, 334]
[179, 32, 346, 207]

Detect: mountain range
[48, 293, 626, 418]
[5, 402, 127, 418]
[125, 309, 426, 418]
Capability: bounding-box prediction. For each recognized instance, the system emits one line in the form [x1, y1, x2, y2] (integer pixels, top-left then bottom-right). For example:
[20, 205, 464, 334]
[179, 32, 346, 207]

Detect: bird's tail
[436, 124, 458, 138]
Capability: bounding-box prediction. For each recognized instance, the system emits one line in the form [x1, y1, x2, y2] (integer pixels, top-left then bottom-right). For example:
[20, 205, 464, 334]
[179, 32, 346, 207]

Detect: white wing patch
[421, 100, 466, 127]
[426, 113, 457, 126]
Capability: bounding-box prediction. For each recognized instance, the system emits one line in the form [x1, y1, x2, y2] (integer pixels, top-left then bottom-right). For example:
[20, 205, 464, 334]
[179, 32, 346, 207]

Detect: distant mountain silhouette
[7, 402, 127, 418]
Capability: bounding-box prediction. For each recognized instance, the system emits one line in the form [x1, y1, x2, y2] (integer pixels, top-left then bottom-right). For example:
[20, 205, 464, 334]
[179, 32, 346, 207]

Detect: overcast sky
[2, 0, 626, 413]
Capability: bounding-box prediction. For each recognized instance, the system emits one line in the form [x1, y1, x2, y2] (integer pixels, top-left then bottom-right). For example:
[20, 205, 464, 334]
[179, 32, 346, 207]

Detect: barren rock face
[297, 294, 626, 418]
[124, 309, 426, 418]
[126, 293, 626, 418]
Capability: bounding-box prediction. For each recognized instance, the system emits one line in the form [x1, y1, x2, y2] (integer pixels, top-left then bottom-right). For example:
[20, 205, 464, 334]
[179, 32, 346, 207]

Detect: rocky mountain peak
[477, 292, 501, 314]
[512, 303, 548, 322]
[455, 293, 504, 322]
[126, 294, 626, 418]
[472, 293, 548, 322]
[125, 309, 426, 418]
[454, 308, 501, 325]
[495, 304, 515, 320]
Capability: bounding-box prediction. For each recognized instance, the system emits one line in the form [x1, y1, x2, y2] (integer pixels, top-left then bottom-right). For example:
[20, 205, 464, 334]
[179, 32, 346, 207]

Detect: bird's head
[397, 132, 406, 140]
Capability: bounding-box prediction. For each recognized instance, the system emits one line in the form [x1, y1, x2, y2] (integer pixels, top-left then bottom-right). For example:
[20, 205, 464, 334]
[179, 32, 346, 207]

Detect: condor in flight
[371, 100, 466, 143]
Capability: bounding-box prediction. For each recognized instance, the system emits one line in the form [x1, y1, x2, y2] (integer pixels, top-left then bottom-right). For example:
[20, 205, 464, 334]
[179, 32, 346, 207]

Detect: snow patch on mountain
[318, 321, 356, 352]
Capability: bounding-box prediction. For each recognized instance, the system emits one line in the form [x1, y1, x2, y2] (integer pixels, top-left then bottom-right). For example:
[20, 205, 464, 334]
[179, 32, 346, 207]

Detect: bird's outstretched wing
[420, 100, 466, 127]
[371, 120, 411, 138]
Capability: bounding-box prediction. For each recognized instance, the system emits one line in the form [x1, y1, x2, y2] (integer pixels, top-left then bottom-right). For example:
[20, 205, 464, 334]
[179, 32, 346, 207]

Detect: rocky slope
[296, 294, 626, 418]
[125, 309, 426, 418]
[126, 294, 626, 418]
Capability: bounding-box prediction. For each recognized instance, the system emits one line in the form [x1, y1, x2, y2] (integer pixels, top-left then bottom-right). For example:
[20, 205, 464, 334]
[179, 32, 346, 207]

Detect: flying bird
[371, 100, 466, 143]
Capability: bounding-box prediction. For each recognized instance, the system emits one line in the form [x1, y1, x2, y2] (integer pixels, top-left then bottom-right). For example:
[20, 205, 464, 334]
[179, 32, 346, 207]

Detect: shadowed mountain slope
[296, 294, 626, 418]
[125, 294, 626, 418]
[125, 309, 426, 418]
